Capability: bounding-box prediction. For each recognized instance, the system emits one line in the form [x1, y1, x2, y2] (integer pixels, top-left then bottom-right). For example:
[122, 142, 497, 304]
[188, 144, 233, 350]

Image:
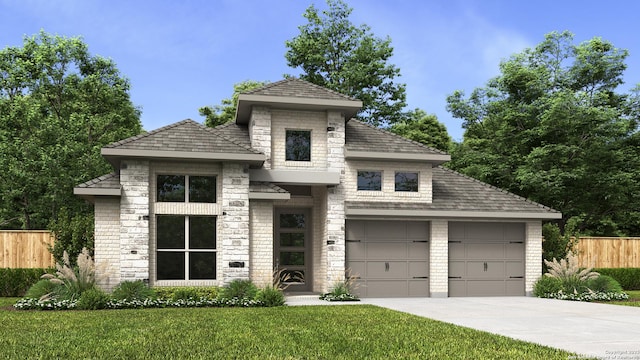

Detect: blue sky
[1, 0, 639, 141]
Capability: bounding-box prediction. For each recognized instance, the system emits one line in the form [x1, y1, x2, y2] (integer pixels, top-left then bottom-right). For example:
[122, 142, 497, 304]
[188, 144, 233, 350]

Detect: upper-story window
[357, 171, 382, 191]
[395, 172, 419, 192]
[157, 175, 216, 202]
[286, 130, 311, 161]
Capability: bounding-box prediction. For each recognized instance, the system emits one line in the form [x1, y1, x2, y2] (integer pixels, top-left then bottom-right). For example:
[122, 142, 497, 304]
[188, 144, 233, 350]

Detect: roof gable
[245, 78, 356, 101]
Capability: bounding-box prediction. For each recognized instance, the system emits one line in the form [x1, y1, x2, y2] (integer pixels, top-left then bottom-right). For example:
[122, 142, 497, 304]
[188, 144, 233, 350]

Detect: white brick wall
[270, 109, 328, 170]
[249, 201, 273, 287]
[94, 198, 121, 291]
[429, 220, 448, 297]
[119, 160, 150, 283]
[525, 221, 543, 296]
[344, 160, 432, 203]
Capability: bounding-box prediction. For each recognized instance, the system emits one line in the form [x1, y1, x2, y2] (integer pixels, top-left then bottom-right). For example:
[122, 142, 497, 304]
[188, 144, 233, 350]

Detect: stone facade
[220, 162, 251, 283]
[119, 160, 150, 283]
[249, 201, 273, 287]
[325, 111, 346, 287]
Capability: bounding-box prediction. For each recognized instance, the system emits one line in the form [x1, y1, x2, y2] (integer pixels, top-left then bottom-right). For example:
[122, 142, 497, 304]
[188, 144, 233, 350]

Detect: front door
[275, 208, 312, 292]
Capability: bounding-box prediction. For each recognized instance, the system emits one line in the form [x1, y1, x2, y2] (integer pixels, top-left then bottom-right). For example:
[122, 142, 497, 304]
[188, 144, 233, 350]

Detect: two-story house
[74, 78, 561, 297]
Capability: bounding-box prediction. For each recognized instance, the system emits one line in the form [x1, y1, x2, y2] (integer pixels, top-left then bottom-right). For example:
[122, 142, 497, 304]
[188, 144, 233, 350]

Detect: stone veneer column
[325, 111, 346, 289]
[249, 106, 272, 169]
[525, 221, 543, 296]
[221, 162, 250, 283]
[119, 160, 150, 282]
[430, 220, 449, 297]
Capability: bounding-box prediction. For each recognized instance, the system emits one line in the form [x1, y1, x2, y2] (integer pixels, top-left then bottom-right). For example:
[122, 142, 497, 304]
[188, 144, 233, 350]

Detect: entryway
[274, 208, 312, 292]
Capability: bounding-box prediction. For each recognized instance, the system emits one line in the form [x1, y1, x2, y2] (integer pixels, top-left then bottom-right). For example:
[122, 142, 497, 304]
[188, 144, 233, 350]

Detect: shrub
[41, 247, 104, 300]
[255, 286, 285, 307]
[533, 276, 562, 297]
[320, 271, 360, 302]
[25, 279, 61, 299]
[171, 288, 201, 301]
[586, 275, 623, 293]
[221, 279, 258, 300]
[112, 280, 155, 301]
[544, 252, 599, 282]
[595, 268, 640, 290]
[154, 286, 219, 300]
[0, 268, 52, 297]
[76, 287, 110, 310]
[542, 219, 579, 272]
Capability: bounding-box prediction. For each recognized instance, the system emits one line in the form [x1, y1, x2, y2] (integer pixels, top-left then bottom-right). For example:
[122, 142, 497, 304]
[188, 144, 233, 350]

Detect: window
[395, 172, 419, 192]
[285, 130, 311, 161]
[357, 171, 382, 191]
[156, 215, 217, 280]
[157, 175, 216, 203]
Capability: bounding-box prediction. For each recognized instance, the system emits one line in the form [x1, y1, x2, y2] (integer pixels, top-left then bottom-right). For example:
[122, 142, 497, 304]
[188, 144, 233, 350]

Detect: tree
[0, 31, 142, 258]
[447, 31, 640, 235]
[199, 80, 269, 127]
[285, 0, 406, 127]
[388, 109, 452, 152]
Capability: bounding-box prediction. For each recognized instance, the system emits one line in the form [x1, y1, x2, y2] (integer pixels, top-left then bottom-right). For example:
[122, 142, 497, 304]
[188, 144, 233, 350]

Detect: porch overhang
[345, 149, 450, 165]
[249, 169, 341, 185]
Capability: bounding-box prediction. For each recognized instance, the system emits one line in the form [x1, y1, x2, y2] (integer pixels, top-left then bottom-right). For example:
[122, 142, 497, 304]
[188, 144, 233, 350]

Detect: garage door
[449, 222, 525, 297]
[346, 220, 429, 297]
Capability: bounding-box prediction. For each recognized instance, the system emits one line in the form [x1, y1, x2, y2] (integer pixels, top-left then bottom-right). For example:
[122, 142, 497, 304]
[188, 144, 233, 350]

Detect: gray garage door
[449, 222, 525, 297]
[346, 220, 429, 297]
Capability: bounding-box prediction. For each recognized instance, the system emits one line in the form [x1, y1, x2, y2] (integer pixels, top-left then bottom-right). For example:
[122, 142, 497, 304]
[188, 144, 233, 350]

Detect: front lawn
[0, 303, 574, 359]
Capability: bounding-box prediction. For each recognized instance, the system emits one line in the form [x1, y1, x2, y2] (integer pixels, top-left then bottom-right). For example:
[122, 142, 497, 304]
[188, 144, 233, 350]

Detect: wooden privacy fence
[576, 237, 640, 268]
[0, 230, 55, 268]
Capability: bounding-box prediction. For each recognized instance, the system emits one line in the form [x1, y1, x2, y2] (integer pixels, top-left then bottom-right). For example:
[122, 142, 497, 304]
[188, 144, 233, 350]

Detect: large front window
[285, 130, 311, 161]
[157, 175, 216, 203]
[156, 215, 217, 280]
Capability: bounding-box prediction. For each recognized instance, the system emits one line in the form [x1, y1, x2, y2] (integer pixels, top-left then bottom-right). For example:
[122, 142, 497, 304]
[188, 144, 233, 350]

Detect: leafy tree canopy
[285, 0, 407, 127]
[388, 109, 452, 152]
[199, 80, 269, 127]
[0, 31, 142, 257]
[447, 31, 640, 236]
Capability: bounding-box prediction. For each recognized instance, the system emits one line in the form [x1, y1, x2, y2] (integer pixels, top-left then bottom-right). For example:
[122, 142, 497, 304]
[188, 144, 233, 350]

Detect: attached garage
[346, 220, 429, 297]
[448, 222, 525, 297]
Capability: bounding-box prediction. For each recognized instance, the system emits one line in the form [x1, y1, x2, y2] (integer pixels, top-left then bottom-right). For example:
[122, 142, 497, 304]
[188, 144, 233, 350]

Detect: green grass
[0, 301, 574, 359]
[609, 290, 640, 307]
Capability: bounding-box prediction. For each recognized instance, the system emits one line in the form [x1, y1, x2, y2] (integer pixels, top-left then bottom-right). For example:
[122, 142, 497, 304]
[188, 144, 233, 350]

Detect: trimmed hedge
[595, 268, 640, 290]
[0, 268, 53, 297]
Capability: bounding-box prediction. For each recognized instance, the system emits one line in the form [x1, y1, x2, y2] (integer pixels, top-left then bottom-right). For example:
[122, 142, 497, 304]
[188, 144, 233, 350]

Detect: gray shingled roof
[75, 173, 120, 189]
[244, 78, 356, 101]
[346, 120, 448, 155]
[346, 166, 560, 215]
[104, 119, 262, 155]
[212, 122, 251, 148]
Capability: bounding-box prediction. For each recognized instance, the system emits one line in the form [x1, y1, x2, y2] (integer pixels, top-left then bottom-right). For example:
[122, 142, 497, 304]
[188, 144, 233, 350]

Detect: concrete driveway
[362, 297, 640, 359]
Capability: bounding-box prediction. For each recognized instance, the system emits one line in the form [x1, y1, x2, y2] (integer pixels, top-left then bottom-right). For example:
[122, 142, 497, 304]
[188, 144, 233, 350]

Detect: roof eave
[101, 148, 266, 166]
[236, 94, 362, 125]
[345, 208, 562, 220]
[345, 150, 451, 165]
